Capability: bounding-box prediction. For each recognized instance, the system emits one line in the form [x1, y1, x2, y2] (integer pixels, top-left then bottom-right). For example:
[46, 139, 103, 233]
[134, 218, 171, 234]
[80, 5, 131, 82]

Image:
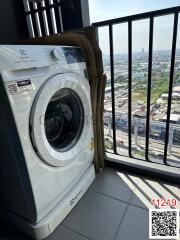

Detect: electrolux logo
[69, 189, 82, 206]
[19, 50, 27, 56]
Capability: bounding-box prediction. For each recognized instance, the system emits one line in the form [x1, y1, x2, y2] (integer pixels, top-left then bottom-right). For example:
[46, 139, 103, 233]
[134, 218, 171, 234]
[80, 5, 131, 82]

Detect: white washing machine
[0, 45, 95, 239]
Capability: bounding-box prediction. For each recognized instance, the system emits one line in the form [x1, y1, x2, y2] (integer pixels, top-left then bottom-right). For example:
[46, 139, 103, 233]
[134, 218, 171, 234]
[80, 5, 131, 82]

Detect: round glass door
[30, 73, 92, 166]
[44, 88, 84, 152]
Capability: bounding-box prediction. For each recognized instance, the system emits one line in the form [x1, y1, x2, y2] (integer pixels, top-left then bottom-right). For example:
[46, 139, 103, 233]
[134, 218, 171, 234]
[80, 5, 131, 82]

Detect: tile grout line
[60, 184, 146, 240]
[61, 224, 91, 240]
[61, 189, 135, 240]
[112, 190, 135, 240]
[89, 189, 148, 211]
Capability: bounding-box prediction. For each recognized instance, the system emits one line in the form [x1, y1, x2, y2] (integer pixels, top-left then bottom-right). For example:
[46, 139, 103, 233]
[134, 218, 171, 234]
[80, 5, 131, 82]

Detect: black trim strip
[109, 24, 117, 154]
[128, 20, 132, 158]
[93, 6, 180, 27]
[164, 13, 179, 164]
[145, 17, 154, 161]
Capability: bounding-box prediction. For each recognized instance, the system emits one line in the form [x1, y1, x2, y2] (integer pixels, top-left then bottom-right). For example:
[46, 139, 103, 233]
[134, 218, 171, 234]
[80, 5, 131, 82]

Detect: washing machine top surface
[0, 45, 86, 73]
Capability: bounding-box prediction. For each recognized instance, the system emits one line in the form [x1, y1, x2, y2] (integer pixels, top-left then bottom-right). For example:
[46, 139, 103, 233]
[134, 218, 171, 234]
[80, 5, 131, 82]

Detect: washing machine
[0, 45, 95, 239]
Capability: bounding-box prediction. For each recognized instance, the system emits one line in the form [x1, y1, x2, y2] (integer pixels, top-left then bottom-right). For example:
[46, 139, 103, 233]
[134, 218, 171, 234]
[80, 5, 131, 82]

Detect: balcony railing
[93, 6, 180, 168]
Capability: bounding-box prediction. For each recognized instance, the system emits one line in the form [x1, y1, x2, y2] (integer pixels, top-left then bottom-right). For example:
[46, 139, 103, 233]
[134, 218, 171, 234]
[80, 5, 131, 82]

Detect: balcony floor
[0, 167, 179, 240]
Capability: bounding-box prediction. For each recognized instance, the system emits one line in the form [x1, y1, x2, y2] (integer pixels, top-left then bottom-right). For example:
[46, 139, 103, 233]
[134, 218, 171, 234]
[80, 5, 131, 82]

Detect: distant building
[132, 109, 146, 119]
[173, 93, 180, 100]
[161, 93, 180, 100]
[161, 114, 180, 124]
[161, 93, 169, 100]
[173, 104, 180, 114]
[173, 85, 180, 93]
[132, 71, 146, 79]
[141, 48, 145, 57]
[105, 84, 121, 93]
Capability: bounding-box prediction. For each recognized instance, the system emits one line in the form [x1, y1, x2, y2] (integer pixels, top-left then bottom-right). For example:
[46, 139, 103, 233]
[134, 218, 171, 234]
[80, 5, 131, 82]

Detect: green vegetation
[174, 71, 180, 84]
[132, 73, 169, 103]
[115, 75, 128, 83]
[133, 149, 145, 157]
[132, 92, 147, 103]
[106, 68, 180, 104]
[151, 77, 169, 102]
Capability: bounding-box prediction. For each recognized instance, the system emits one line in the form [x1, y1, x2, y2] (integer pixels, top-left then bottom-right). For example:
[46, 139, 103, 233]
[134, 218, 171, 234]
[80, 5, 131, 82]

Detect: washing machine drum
[30, 73, 92, 167]
[45, 88, 83, 152]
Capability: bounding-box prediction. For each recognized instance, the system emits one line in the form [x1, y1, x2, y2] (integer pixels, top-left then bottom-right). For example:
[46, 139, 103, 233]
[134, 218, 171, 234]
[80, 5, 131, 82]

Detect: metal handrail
[93, 6, 180, 167]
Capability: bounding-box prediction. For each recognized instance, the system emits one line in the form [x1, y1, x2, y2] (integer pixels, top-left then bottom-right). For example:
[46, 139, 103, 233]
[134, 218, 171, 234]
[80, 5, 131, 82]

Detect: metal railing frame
[92, 6, 180, 167]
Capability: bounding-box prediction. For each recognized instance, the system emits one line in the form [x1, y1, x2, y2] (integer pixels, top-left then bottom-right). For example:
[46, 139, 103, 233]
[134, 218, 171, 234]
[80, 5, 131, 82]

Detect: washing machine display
[62, 47, 85, 64]
[62, 47, 88, 80]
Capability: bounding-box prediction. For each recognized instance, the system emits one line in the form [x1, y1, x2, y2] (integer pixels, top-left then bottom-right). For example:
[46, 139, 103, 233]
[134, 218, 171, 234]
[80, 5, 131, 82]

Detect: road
[104, 126, 180, 164]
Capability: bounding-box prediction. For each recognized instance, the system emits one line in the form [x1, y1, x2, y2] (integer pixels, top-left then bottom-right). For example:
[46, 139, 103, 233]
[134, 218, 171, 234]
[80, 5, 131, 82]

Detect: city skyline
[89, 0, 180, 54]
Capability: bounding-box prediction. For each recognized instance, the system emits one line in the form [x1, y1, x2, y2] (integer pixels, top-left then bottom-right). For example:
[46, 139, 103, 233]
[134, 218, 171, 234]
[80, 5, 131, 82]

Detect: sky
[88, 0, 180, 54]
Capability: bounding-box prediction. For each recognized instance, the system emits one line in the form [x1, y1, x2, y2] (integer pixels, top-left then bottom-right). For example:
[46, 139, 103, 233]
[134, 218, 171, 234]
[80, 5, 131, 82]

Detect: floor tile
[130, 192, 148, 209]
[0, 219, 88, 240]
[114, 205, 149, 240]
[62, 190, 128, 240]
[130, 176, 180, 210]
[47, 225, 88, 240]
[146, 179, 180, 209]
[129, 177, 162, 209]
[90, 168, 136, 203]
[1, 167, 179, 240]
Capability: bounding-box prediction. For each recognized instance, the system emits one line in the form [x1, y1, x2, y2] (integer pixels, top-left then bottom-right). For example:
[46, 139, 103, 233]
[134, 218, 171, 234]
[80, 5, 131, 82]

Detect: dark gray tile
[47, 225, 88, 240]
[0, 219, 88, 240]
[130, 193, 148, 210]
[90, 168, 135, 203]
[62, 190, 128, 240]
[115, 205, 149, 240]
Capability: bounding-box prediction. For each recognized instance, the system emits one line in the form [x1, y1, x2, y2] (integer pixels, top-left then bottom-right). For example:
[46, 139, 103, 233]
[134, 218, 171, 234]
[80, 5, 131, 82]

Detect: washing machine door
[30, 73, 93, 167]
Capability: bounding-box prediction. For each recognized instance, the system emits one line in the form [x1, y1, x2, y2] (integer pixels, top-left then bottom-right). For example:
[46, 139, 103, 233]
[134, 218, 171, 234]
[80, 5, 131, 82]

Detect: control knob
[51, 49, 61, 60]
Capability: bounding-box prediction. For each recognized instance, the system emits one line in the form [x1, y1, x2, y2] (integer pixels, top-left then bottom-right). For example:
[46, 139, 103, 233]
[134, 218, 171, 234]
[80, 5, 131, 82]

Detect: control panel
[0, 45, 51, 71]
[0, 45, 88, 82]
